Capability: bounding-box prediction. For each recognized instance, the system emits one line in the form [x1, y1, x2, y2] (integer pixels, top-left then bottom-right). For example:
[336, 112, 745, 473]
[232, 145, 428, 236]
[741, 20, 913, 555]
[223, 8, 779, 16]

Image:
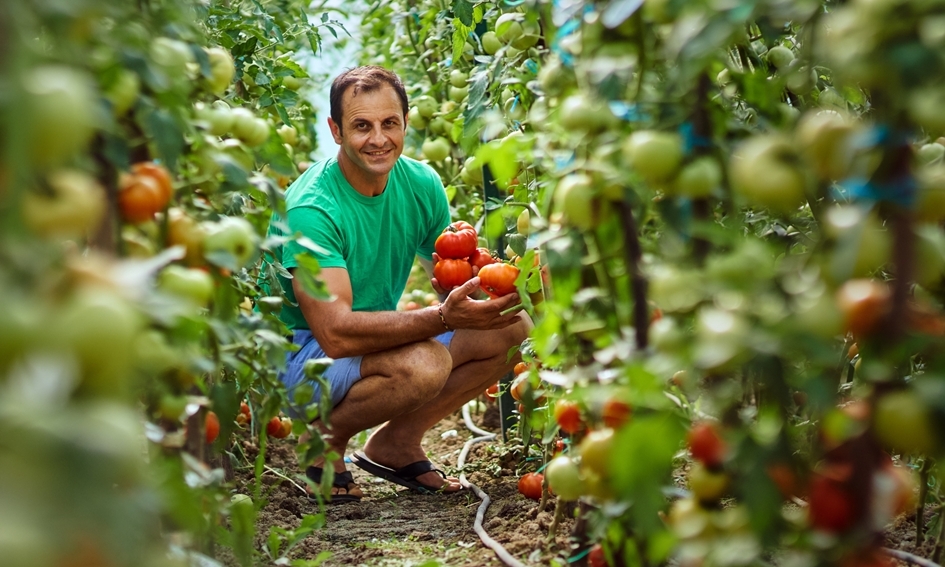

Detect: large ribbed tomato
[433, 258, 473, 289]
[435, 224, 477, 259]
[478, 263, 520, 298]
[469, 247, 497, 270]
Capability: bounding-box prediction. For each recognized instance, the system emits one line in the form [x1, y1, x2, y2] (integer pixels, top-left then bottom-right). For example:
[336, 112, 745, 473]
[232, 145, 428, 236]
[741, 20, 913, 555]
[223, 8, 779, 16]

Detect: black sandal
[305, 466, 363, 503]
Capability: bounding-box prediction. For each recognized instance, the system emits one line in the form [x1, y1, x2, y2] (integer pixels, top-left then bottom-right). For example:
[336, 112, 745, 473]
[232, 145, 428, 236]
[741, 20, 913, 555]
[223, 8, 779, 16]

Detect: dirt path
[228, 403, 575, 566]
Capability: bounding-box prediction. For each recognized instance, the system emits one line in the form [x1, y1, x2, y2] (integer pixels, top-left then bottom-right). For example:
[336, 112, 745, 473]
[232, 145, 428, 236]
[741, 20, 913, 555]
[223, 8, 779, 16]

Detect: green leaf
[452, 22, 470, 66]
[293, 253, 331, 300]
[139, 106, 184, 170]
[257, 129, 295, 176]
[452, 0, 475, 26]
[463, 69, 492, 132]
[232, 37, 258, 58]
[610, 414, 686, 535]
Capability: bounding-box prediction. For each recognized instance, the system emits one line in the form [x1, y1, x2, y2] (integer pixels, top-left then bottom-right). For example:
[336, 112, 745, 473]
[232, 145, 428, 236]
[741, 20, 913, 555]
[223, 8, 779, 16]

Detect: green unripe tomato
[277, 124, 298, 146]
[414, 95, 438, 119]
[729, 135, 807, 214]
[918, 143, 945, 165]
[672, 157, 722, 198]
[496, 14, 524, 44]
[24, 65, 97, 167]
[408, 106, 428, 130]
[449, 86, 468, 103]
[622, 130, 684, 183]
[766, 45, 795, 70]
[158, 265, 215, 307]
[449, 69, 468, 88]
[421, 137, 451, 162]
[481, 31, 502, 55]
[205, 47, 235, 96]
[545, 456, 584, 501]
[105, 69, 140, 116]
[553, 173, 595, 230]
[873, 390, 937, 456]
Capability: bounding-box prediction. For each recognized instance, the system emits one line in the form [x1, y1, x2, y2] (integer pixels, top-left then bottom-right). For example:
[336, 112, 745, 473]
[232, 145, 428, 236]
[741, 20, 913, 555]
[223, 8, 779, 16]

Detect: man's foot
[305, 465, 364, 503]
[359, 440, 462, 493]
[350, 452, 462, 494]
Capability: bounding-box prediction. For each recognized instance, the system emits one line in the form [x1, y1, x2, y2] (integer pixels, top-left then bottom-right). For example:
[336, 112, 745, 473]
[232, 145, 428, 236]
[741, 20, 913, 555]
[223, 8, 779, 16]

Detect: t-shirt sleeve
[282, 206, 347, 270]
[417, 171, 451, 261]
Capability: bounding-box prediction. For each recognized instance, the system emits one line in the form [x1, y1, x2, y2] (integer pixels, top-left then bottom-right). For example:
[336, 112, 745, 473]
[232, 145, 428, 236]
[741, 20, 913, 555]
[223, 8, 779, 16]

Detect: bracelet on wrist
[437, 304, 451, 331]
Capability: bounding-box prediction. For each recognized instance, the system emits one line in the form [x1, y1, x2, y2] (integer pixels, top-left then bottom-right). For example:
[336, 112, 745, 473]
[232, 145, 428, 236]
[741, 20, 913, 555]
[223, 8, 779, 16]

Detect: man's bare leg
[361, 313, 532, 490]
[300, 338, 453, 488]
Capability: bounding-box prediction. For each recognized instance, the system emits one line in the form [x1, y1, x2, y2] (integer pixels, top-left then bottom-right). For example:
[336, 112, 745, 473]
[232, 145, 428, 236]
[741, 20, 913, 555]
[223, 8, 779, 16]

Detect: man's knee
[390, 339, 452, 399]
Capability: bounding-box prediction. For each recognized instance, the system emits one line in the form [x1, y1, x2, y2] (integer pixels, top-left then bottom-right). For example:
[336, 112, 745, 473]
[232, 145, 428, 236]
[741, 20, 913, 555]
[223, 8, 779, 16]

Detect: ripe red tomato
[239, 401, 251, 420]
[553, 438, 566, 455]
[808, 472, 856, 533]
[131, 161, 173, 206]
[435, 225, 477, 259]
[485, 382, 499, 398]
[517, 472, 544, 501]
[602, 398, 632, 429]
[588, 544, 607, 567]
[687, 422, 726, 468]
[205, 411, 220, 444]
[554, 399, 584, 434]
[469, 247, 497, 270]
[433, 258, 473, 289]
[478, 263, 520, 298]
[267, 416, 289, 438]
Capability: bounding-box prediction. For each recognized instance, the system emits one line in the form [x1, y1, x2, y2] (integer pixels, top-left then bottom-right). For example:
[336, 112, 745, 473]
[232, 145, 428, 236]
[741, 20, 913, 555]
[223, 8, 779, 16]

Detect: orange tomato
[131, 161, 173, 206]
[513, 361, 529, 376]
[554, 399, 584, 434]
[205, 411, 220, 444]
[118, 173, 163, 223]
[601, 398, 632, 429]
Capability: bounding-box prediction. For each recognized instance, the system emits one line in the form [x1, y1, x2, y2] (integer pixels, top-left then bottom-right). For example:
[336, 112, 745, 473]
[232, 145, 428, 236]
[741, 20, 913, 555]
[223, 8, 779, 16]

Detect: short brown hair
[329, 66, 409, 132]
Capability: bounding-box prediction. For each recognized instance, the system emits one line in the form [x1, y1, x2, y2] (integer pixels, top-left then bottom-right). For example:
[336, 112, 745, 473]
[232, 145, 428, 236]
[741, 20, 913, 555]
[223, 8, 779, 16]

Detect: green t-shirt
[264, 156, 450, 331]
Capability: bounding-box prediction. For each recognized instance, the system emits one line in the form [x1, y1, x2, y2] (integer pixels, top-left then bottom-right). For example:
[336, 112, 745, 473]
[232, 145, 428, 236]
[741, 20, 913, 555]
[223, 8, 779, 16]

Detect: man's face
[329, 84, 405, 180]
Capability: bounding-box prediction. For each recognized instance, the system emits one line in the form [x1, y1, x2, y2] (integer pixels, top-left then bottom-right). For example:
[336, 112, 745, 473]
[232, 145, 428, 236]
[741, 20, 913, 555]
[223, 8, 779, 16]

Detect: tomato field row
[3, 0, 945, 566]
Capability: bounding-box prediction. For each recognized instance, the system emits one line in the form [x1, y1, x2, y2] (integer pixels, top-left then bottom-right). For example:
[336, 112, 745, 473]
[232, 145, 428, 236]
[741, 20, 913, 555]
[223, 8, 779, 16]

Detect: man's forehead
[342, 85, 402, 120]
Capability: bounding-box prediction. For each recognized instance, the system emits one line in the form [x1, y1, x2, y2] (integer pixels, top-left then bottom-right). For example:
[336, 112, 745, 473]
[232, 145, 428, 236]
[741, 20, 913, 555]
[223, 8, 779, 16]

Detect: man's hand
[439, 276, 522, 331]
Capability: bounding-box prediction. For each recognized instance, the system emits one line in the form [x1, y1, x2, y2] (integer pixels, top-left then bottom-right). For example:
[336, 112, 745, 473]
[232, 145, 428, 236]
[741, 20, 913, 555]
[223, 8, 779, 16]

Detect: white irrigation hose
[459, 402, 528, 567]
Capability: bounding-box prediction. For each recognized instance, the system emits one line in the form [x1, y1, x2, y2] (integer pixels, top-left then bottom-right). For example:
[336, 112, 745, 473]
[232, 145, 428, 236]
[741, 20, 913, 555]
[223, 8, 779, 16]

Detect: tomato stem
[500, 303, 523, 316]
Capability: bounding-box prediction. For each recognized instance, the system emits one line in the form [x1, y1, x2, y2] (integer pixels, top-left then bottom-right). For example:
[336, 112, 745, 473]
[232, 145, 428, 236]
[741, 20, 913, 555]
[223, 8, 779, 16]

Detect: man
[264, 66, 531, 502]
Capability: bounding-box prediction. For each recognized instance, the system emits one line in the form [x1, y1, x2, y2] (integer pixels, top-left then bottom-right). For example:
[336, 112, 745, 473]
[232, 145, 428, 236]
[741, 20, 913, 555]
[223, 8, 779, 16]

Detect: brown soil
[226, 401, 576, 566]
[223, 403, 938, 567]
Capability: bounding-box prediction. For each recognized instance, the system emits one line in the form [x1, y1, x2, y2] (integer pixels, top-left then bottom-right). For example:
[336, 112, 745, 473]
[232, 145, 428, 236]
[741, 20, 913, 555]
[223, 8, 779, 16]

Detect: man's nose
[368, 124, 385, 144]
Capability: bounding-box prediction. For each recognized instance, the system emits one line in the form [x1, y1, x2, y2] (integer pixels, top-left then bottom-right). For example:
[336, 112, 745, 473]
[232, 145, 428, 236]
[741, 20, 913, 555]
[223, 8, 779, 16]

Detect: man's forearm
[317, 306, 447, 359]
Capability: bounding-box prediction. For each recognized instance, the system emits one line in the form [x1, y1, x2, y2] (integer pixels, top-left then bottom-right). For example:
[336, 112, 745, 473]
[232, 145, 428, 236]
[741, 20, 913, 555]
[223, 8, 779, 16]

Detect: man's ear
[328, 117, 343, 144]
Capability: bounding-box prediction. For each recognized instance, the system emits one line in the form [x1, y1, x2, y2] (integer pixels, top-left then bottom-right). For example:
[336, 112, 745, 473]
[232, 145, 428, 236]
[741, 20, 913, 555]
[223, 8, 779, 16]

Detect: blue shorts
[281, 329, 455, 416]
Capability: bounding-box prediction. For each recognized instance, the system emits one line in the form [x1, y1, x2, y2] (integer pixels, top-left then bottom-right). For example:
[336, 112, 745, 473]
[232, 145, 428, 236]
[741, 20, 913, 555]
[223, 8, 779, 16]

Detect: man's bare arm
[294, 267, 520, 359]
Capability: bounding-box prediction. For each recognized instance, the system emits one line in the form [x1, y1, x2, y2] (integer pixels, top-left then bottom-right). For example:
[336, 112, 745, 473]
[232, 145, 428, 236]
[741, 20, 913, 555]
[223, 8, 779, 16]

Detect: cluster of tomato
[432, 220, 520, 298]
[118, 161, 174, 224]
